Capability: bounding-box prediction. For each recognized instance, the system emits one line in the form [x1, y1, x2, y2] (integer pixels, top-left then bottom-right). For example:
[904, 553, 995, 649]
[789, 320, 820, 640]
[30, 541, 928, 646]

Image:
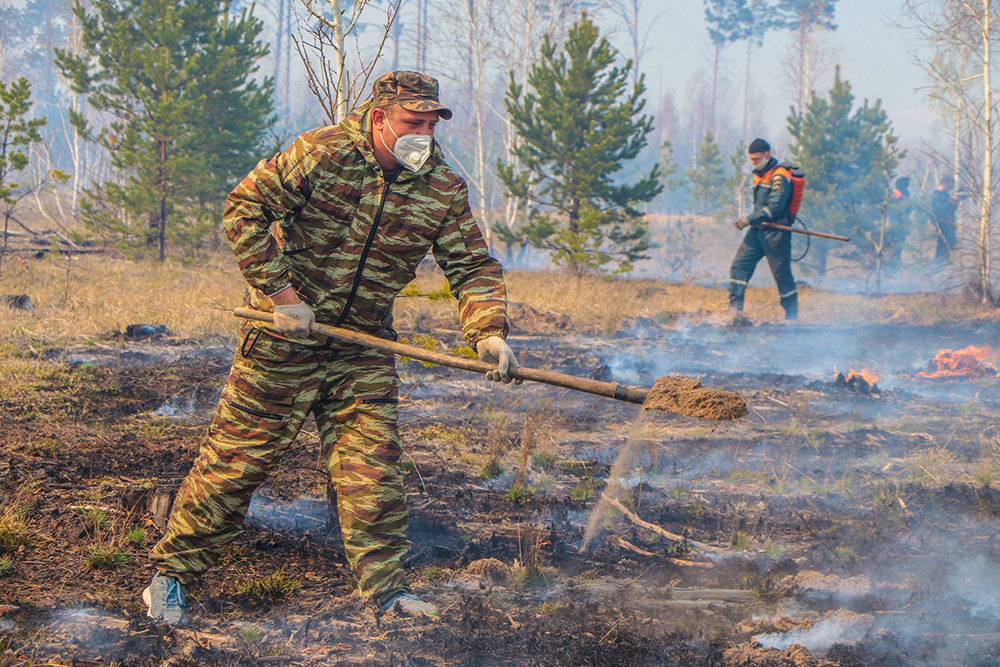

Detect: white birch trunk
[742, 37, 751, 142]
[710, 42, 720, 134]
[331, 0, 348, 123]
[979, 0, 993, 303]
[465, 0, 492, 251]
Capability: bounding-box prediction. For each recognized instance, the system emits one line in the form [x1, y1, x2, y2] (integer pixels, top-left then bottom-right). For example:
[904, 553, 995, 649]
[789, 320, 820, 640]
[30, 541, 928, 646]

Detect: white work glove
[734, 217, 750, 230]
[476, 335, 522, 385]
[272, 302, 315, 338]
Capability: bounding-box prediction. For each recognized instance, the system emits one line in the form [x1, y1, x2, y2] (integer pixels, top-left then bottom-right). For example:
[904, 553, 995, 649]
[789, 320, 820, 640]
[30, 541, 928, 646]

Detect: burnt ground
[5, 320, 1000, 666]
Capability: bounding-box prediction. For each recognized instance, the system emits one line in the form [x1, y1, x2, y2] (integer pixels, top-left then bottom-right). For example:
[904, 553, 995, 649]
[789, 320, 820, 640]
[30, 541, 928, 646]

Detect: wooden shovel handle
[233, 308, 651, 405]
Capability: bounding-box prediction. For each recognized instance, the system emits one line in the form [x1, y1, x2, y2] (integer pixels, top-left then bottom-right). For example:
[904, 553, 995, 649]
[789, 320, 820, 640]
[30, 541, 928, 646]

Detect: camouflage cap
[372, 71, 453, 120]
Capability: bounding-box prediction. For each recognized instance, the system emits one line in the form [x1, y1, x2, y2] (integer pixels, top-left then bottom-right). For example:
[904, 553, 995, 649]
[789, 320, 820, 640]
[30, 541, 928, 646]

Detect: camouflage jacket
[223, 102, 509, 347]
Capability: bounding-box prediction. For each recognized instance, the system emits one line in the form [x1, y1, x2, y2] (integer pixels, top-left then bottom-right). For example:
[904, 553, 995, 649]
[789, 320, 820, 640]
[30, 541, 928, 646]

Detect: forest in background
[1, 0, 998, 299]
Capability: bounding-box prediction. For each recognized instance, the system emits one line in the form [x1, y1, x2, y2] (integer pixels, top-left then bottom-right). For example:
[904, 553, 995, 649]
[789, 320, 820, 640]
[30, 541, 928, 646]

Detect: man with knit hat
[143, 71, 519, 624]
[728, 138, 799, 320]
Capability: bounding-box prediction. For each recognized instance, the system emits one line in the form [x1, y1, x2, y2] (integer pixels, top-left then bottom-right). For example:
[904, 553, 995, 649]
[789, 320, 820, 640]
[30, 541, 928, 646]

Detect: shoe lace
[164, 578, 185, 607]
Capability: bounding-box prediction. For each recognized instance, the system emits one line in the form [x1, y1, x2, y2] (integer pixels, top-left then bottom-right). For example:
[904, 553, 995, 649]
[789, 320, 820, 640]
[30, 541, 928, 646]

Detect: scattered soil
[642, 375, 749, 420]
[724, 642, 835, 667]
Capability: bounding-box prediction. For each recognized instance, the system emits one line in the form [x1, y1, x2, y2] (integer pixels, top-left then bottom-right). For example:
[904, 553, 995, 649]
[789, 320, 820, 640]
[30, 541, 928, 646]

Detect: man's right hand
[271, 288, 315, 338]
[734, 217, 750, 231]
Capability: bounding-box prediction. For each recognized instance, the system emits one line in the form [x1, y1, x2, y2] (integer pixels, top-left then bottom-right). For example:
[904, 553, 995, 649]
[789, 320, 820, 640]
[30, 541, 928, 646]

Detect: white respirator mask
[385, 119, 432, 172]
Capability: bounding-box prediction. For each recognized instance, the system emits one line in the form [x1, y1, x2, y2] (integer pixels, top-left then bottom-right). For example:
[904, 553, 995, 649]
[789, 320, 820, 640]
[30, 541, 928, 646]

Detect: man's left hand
[476, 336, 522, 384]
[734, 217, 750, 230]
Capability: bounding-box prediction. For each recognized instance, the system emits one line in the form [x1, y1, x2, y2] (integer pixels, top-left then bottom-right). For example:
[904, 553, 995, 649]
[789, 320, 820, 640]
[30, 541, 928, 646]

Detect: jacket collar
[753, 156, 778, 177]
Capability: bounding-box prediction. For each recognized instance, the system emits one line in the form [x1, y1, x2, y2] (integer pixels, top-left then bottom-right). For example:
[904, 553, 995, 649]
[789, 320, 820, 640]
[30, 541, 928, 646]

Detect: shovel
[233, 308, 748, 421]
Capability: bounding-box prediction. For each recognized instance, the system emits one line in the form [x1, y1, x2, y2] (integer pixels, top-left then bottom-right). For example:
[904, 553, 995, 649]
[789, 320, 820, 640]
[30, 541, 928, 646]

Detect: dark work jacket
[747, 157, 793, 226]
[931, 189, 958, 225]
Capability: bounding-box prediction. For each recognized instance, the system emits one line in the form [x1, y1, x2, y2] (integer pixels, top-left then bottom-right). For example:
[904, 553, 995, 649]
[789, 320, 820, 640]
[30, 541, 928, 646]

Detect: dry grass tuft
[235, 567, 301, 605]
[0, 487, 34, 555]
[465, 557, 512, 584]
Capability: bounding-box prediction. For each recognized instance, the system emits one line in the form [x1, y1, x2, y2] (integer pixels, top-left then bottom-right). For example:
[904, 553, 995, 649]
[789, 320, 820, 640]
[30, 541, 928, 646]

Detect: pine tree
[498, 12, 661, 278]
[55, 0, 274, 261]
[787, 67, 904, 282]
[686, 131, 728, 217]
[0, 77, 46, 275]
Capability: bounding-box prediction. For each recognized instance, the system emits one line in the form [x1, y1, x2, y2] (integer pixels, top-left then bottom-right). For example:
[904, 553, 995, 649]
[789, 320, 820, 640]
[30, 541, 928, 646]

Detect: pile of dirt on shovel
[643, 376, 749, 421]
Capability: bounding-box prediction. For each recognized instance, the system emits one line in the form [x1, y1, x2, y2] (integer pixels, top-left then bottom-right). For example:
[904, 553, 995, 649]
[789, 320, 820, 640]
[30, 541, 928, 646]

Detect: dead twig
[606, 497, 717, 552]
[429, 448, 477, 513]
[792, 509, 840, 560]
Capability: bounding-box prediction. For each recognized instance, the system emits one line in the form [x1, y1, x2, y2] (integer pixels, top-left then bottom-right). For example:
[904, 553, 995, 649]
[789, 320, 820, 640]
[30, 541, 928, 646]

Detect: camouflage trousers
[150, 327, 408, 607]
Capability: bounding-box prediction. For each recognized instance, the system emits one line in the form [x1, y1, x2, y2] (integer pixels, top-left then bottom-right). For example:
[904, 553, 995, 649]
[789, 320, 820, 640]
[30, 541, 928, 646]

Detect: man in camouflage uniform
[728, 138, 798, 320]
[144, 72, 519, 625]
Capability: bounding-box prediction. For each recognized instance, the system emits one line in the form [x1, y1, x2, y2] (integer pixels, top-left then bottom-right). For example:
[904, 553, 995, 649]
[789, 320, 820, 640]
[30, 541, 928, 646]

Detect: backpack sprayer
[759, 165, 850, 260]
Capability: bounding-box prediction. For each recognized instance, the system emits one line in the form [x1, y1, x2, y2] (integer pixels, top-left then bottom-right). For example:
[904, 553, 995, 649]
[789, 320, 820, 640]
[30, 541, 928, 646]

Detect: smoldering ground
[7, 319, 1000, 665]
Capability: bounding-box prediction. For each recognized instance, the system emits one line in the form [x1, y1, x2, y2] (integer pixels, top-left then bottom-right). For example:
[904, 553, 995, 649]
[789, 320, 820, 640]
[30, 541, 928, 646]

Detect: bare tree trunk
[332, 1, 348, 123]
[804, 29, 813, 103]
[710, 42, 720, 133]
[979, 0, 993, 304]
[275, 0, 284, 118]
[465, 0, 492, 251]
[69, 3, 86, 217]
[390, 1, 403, 70]
[158, 139, 167, 262]
[742, 38, 752, 142]
[416, 0, 425, 71]
[627, 0, 640, 86]
[796, 23, 807, 111]
[284, 0, 292, 114]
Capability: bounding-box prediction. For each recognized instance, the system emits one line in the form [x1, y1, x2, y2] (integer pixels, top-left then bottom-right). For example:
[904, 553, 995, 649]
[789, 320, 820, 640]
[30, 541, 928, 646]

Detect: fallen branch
[607, 497, 718, 552]
[611, 535, 715, 568]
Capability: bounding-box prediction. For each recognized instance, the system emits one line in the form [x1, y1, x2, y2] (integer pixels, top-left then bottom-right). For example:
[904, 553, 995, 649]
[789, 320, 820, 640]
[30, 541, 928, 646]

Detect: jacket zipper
[335, 171, 398, 327]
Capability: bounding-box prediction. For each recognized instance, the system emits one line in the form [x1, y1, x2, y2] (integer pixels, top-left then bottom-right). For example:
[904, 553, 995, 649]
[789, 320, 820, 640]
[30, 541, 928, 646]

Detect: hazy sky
[635, 0, 942, 154]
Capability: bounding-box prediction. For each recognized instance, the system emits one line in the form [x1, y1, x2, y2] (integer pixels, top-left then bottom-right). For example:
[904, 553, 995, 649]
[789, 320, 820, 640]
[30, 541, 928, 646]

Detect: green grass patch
[86, 545, 130, 570]
[506, 482, 527, 503]
[235, 567, 301, 605]
[834, 546, 855, 562]
[531, 450, 558, 471]
[127, 525, 147, 544]
[240, 626, 261, 643]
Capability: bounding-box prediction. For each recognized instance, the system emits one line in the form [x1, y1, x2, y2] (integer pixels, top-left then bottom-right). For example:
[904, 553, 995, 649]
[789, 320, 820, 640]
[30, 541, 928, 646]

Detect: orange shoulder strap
[753, 165, 786, 186]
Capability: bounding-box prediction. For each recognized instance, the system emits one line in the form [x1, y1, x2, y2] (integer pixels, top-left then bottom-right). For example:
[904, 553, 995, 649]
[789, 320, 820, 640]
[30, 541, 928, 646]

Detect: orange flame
[833, 367, 880, 385]
[833, 366, 881, 394]
[917, 345, 1000, 381]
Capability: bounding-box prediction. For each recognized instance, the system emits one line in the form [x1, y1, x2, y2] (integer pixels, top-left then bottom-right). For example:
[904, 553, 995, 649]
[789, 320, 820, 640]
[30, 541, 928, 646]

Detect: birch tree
[474, 0, 589, 259]
[295, 0, 402, 125]
[738, 0, 775, 142]
[903, 0, 1000, 304]
[610, 0, 669, 86]
[776, 0, 837, 112]
[704, 0, 748, 133]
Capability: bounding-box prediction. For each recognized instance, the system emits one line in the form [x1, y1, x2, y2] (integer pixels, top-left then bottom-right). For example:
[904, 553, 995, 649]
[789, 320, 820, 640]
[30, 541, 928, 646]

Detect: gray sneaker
[142, 573, 188, 626]
[380, 591, 439, 618]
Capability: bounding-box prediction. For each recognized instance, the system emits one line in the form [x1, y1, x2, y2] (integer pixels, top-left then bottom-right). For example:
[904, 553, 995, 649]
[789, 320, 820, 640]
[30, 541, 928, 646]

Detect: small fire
[834, 367, 880, 395]
[917, 345, 1000, 381]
